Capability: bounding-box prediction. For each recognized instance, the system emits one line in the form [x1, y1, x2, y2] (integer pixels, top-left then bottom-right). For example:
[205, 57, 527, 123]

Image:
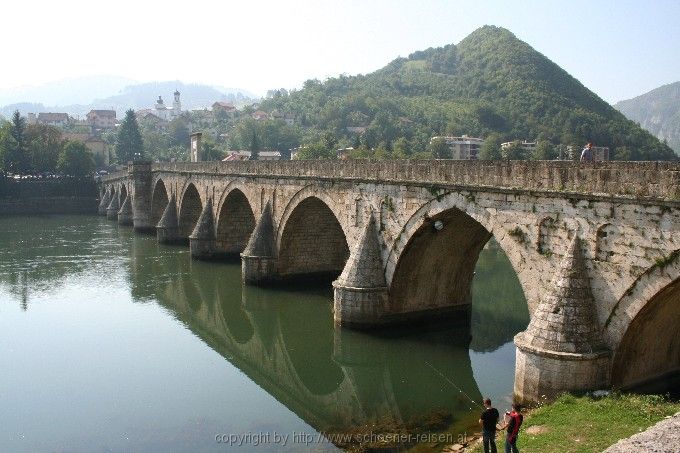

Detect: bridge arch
[607, 252, 680, 389]
[178, 183, 203, 240]
[386, 191, 531, 318]
[150, 179, 169, 228]
[215, 184, 257, 256]
[119, 183, 128, 205]
[277, 190, 350, 280]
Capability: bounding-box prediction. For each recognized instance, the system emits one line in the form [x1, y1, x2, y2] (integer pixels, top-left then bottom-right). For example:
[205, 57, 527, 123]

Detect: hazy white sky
[2, 0, 679, 103]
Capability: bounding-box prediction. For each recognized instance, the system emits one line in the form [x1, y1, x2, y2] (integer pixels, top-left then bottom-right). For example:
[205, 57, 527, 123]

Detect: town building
[62, 133, 111, 166]
[86, 110, 117, 129]
[501, 140, 537, 157]
[271, 110, 296, 126]
[27, 112, 71, 127]
[212, 102, 237, 119]
[136, 110, 167, 128]
[251, 110, 269, 121]
[222, 150, 282, 161]
[593, 146, 610, 161]
[432, 135, 485, 160]
[337, 147, 354, 160]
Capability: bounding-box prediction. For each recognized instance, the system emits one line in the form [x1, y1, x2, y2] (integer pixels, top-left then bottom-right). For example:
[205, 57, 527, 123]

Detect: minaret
[173, 90, 181, 116]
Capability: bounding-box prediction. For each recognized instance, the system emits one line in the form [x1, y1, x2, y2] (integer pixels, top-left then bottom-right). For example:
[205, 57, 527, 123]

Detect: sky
[1, 0, 679, 104]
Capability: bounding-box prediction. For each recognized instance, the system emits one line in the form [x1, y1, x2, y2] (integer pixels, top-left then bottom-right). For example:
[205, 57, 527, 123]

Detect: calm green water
[0, 216, 529, 452]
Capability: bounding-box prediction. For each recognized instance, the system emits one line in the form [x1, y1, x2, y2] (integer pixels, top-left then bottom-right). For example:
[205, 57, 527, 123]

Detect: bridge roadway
[100, 160, 680, 402]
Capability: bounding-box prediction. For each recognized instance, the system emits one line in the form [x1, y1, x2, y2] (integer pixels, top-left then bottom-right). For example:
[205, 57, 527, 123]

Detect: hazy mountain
[0, 75, 135, 107]
[615, 81, 680, 153]
[263, 25, 675, 160]
[0, 78, 259, 118]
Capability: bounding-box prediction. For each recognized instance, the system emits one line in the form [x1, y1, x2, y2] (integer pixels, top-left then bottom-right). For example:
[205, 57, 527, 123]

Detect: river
[0, 215, 529, 452]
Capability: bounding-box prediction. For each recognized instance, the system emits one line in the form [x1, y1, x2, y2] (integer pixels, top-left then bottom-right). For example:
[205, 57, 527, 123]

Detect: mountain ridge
[615, 81, 680, 153]
[263, 25, 675, 160]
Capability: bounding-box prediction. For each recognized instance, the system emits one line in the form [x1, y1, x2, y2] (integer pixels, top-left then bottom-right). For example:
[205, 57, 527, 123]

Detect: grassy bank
[467, 393, 680, 453]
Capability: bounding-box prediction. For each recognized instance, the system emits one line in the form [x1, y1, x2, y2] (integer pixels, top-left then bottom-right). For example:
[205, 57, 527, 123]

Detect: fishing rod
[424, 361, 482, 410]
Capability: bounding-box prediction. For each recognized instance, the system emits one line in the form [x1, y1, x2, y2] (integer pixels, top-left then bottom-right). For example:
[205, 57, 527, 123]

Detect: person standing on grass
[479, 398, 500, 453]
[498, 403, 523, 453]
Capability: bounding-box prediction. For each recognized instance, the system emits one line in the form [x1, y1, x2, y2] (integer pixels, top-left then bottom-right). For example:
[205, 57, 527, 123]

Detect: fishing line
[424, 360, 482, 410]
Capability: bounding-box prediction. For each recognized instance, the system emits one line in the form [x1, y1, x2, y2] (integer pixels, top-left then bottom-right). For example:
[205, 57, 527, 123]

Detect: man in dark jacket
[479, 398, 500, 453]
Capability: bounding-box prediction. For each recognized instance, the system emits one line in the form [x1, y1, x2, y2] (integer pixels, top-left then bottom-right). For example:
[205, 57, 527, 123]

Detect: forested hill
[262, 26, 675, 160]
[615, 81, 680, 154]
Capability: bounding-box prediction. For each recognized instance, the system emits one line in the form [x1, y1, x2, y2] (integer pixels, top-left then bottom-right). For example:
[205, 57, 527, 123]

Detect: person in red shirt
[497, 403, 523, 453]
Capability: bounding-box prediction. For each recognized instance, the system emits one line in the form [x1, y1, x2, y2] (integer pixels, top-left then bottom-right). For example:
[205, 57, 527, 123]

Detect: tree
[115, 110, 144, 163]
[248, 129, 260, 160]
[502, 141, 526, 160]
[612, 146, 632, 161]
[25, 124, 64, 173]
[428, 137, 452, 159]
[201, 136, 224, 161]
[3, 111, 31, 174]
[0, 121, 11, 173]
[532, 140, 556, 160]
[479, 133, 503, 160]
[168, 117, 190, 148]
[295, 142, 335, 159]
[57, 141, 95, 177]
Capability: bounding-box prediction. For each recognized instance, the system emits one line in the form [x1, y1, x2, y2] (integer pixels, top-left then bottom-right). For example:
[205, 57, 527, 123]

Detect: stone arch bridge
[100, 160, 680, 402]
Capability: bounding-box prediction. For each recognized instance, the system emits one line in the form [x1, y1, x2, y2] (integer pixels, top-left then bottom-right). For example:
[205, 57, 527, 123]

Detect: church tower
[173, 90, 181, 116]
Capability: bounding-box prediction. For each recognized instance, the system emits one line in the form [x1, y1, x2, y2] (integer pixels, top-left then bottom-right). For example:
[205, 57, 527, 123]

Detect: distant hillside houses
[432, 135, 485, 160]
[27, 112, 71, 127]
[62, 132, 112, 166]
[212, 101, 237, 119]
[86, 110, 117, 129]
[501, 140, 536, 155]
[222, 150, 282, 161]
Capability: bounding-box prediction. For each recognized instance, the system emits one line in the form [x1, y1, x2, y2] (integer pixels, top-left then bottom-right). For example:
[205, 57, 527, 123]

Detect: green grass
[469, 393, 680, 453]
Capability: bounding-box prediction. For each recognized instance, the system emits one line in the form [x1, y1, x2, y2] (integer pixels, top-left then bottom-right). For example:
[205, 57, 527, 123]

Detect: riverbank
[453, 393, 680, 453]
[0, 197, 97, 215]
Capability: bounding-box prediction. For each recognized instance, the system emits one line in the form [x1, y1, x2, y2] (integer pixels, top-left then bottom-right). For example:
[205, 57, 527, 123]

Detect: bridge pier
[118, 194, 133, 226]
[106, 193, 120, 221]
[190, 198, 217, 260]
[129, 161, 154, 233]
[333, 215, 388, 328]
[98, 190, 111, 216]
[513, 236, 611, 403]
[156, 194, 182, 244]
[241, 202, 278, 284]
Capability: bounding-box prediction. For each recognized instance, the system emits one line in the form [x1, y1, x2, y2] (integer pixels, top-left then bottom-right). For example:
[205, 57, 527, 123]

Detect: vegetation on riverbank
[466, 393, 680, 453]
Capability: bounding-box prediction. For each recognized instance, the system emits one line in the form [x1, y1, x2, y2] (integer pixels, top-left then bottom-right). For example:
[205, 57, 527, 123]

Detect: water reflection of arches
[124, 241, 483, 435]
[277, 196, 349, 280]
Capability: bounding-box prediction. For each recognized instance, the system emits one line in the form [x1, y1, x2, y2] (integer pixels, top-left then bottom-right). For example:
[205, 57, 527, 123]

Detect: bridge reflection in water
[123, 227, 529, 447]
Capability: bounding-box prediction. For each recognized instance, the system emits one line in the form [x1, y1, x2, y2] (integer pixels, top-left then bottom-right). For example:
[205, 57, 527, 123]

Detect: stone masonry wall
[101, 160, 680, 389]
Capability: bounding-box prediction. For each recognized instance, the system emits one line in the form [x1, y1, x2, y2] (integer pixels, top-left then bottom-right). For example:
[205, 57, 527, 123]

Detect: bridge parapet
[140, 160, 680, 200]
